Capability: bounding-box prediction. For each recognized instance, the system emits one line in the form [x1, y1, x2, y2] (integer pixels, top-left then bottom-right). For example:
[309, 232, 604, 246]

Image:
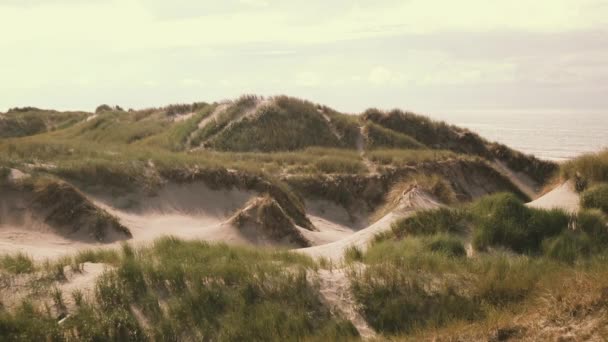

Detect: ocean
[427, 109, 608, 162]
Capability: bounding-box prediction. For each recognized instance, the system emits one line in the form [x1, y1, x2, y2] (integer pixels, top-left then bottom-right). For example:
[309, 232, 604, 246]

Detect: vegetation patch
[0, 253, 35, 274]
[562, 149, 608, 187]
[230, 196, 312, 247]
[362, 108, 556, 183]
[28, 178, 132, 242]
[0, 239, 358, 341]
[0, 109, 87, 138]
[208, 96, 344, 152]
[383, 193, 608, 262]
[349, 235, 553, 335]
[581, 183, 608, 213]
[364, 123, 425, 150]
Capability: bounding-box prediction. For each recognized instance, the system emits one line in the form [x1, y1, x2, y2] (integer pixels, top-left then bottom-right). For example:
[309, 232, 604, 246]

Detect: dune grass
[562, 149, 608, 187]
[350, 198, 608, 337]
[189, 96, 258, 148]
[0, 238, 358, 341]
[365, 123, 425, 150]
[349, 239, 553, 335]
[139, 103, 214, 151]
[384, 193, 608, 262]
[372, 174, 457, 222]
[469, 193, 569, 254]
[322, 108, 361, 149]
[367, 149, 460, 167]
[388, 207, 469, 239]
[0, 253, 35, 274]
[581, 183, 608, 213]
[208, 96, 349, 152]
[0, 109, 87, 138]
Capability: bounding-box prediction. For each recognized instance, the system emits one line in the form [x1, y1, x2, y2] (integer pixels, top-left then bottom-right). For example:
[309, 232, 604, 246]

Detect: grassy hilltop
[1, 96, 607, 341]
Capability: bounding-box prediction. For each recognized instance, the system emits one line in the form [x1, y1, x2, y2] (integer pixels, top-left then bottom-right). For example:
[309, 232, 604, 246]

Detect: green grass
[470, 193, 568, 254]
[367, 149, 460, 167]
[425, 233, 467, 257]
[322, 108, 361, 148]
[209, 97, 344, 152]
[349, 237, 554, 335]
[581, 183, 608, 213]
[365, 123, 425, 150]
[344, 245, 364, 263]
[0, 238, 358, 341]
[387, 207, 468, 240]
[139, 103, 214, 151]
[64, 110, 167, 145]
[189, 96, 258, 147]
[562, 149, 608, 187]
[0, 109, 87, 138]
[362, 108, 557, 184]
[0, 253, 35, 274]
[382, 193, 608, 262]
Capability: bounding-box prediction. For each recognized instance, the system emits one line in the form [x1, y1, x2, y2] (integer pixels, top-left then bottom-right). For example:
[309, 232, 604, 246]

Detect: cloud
[1, 0, 607, 112]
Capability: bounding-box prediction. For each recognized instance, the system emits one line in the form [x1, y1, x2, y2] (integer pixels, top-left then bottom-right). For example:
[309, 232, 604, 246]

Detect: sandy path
[59, 262, 108, 308]
[527, 180, 579, 213]
[315, 268, 377, 339]
[356, 126, 379, 175]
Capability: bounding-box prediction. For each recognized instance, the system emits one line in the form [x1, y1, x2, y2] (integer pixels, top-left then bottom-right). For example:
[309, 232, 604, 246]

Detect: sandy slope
[527, 180, 580, 212]
[0, 182, 258, 259]
[91, 182, 261, 247]
[298, 187, 442, 260]
[492, 160, 539, 200]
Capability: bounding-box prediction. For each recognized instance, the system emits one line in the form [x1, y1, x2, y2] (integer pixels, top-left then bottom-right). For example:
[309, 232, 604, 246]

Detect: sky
[1, 0, 608, 114]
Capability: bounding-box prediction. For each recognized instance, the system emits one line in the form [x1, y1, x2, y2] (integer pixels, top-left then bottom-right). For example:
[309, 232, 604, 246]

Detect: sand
[527, 180, 580, 213]
[0, 182, 257, 260]
[492, 160, 539, 200]
[298, 187, 443, 260]
[315, 268, 377, 339]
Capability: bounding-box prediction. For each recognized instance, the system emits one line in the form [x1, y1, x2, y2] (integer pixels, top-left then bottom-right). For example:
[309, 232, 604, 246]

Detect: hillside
[3, 96, 605, 341]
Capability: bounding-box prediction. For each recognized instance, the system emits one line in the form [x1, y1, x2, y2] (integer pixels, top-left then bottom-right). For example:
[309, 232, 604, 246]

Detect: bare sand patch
[527, 180, 579, 212]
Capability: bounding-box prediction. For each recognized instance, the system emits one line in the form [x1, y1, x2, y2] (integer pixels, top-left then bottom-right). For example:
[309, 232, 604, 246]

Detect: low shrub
[542, 230, 592, 263]
[389, 208, 468, 240]
[471, 193, 568, 253]
[425, 234, 467, 257]
[581, 183, 608, 214]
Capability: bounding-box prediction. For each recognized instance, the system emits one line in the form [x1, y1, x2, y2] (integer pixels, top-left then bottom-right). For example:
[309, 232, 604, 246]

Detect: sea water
[428, 109, 608, 161]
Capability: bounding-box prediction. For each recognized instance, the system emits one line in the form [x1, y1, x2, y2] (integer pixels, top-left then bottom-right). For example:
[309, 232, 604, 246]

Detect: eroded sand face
[0, 182, 256, 259]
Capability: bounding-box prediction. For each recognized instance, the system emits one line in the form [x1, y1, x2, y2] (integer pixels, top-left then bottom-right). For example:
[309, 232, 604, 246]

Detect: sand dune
[527, 180, 579, 212]
[298, 187, 443, 260]
[0, 172, 580, 264]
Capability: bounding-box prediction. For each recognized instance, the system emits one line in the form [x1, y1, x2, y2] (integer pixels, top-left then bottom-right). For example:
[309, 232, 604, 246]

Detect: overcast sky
[1, 0, 607, 114]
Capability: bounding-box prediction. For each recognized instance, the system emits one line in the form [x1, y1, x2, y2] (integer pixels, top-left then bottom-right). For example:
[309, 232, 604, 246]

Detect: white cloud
[1, 0, 607, 112]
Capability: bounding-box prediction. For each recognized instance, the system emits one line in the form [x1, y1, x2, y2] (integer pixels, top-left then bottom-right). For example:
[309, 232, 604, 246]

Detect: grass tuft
[0, 253, 35, 274]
